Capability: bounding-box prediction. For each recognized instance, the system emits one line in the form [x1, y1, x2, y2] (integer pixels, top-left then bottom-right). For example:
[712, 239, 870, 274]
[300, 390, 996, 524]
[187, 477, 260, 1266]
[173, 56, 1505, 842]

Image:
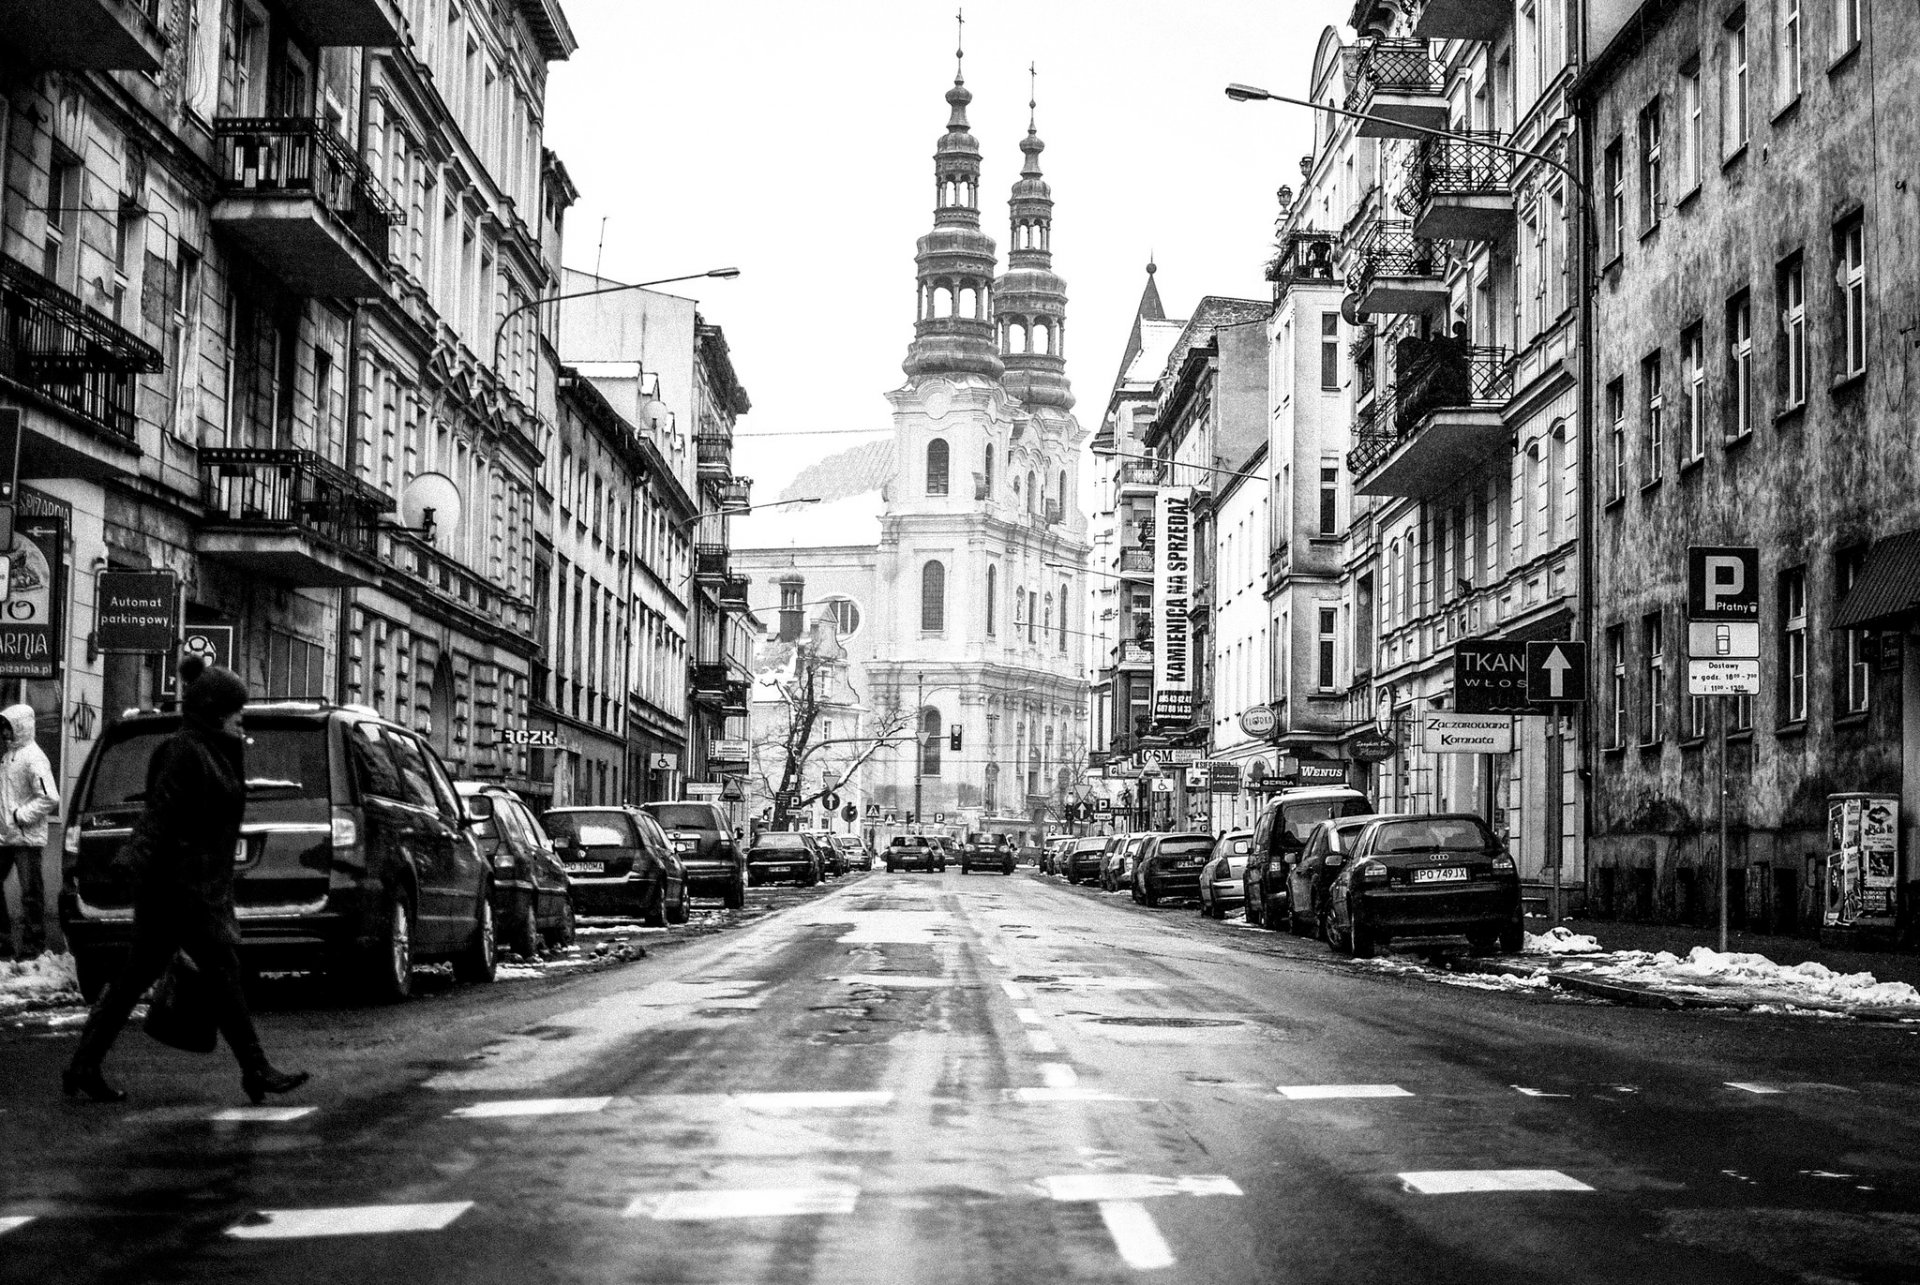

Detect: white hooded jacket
[0, 704, 59, 848]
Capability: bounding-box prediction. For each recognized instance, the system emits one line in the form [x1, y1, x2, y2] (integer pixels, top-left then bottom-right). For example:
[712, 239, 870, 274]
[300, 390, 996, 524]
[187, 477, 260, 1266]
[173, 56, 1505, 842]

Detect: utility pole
[1719, 693, 1730, 952]
[913, 670, 924, 828]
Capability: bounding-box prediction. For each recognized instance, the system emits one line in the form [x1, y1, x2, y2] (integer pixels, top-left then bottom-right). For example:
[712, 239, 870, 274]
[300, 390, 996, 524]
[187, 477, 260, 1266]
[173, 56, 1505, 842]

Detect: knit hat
[179, 653, 249, 727]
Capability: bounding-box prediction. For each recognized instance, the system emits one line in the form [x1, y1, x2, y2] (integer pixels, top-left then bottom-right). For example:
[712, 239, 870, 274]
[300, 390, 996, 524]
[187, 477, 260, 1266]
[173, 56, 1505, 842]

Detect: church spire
[904, 9, 1003, 381]
[995, 63, 1073, 410]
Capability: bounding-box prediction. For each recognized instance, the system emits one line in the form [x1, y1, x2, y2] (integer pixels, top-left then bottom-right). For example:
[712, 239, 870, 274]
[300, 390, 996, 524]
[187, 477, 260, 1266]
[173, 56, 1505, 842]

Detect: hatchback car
[1132, 832, 1215, 906]
[833, 834, 873, 871]
[810, 832, 846, 877]
[542, 806, 689, 926]
[746, 831, 821, 886]
[885, 834, 946, 873]
[62, 702, 496, 1004]
[1103, 833, 1151, 892]
[1243, 787, 1375, 928]
[640, 801, 747, 909]
[1064, 835, 1111, 884]
[961, 832, 1016, 875]
[458, 781, 574, 957]
[1324, 814, 1523, 957]
[1283, 815, 1378, 936]
[1196, 830, 1253, 919]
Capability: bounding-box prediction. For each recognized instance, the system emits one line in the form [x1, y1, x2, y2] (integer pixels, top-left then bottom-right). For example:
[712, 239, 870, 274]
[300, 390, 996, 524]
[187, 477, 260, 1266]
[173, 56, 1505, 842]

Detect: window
[1688, 693, 1709, 741]
[1778, 253, 1807, 407]
[1606, 378, 1626, 499]
[1319, 467, 1338, 536]
[1316, 608, 1337, 692]
[1723, 14, 1749, 156]
[1638, 97, 1664, 228]
[1682, 323, 1706, 459]
[1608, 624, 1627, 748]
[985, 564, 997, 635]
[1778, 0, 1801, 104]
[982, 444, 994, 497]
[1837, 548, 1870, 714]
[1732, 692, 1755, 731]
[1028, 585, 1038, 643]
[921, 560, 946, 631]
[1603, 137, 1625, 259]
[1059, 580, 1070, 651]
[1726, 290, 1753, 439]
[1836, 0, 1862, 54]
[920, 707, 942, 776]
[926, 438, 949, 496]
[1837, 216, 1866, 379]
[1780, 567, 1807, 724]
[1679, 59, 1703, 190]
[1320, 312, 1340, 389]
[1641, 612, 1665, 743]
[1642, 351, 1664, 484]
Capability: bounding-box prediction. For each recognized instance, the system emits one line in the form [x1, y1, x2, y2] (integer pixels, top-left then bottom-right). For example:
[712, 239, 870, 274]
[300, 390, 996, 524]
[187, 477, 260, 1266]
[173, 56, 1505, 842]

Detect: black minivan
[639, 801, 747, 909]
[60, 703, 497, 1004]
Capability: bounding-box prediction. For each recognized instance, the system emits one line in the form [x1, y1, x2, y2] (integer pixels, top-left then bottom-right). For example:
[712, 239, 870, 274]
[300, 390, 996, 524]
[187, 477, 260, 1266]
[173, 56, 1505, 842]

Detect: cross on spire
[955, 9, 965, 80]
[1028, 62, 1037, 133]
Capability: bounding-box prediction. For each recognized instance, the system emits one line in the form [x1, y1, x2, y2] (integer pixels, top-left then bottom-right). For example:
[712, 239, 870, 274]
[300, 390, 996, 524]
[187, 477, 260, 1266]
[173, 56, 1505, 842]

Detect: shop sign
[1292, 761, 1349, 786]
[1135, 747, 1201, 767]
[710, 738, 751, 764]
[1453, 640, 1529, 714]
[500, 728, 563, 748]
[1238, 704, 1277, 738]
[685, 782, 723, 798]
[1421, 713, 1513, 754]
[1209, 761, 1241, 794]
[96, 571, 179, 654]
[1350, 733, 1399, 763]
[0, 510, 63, 680]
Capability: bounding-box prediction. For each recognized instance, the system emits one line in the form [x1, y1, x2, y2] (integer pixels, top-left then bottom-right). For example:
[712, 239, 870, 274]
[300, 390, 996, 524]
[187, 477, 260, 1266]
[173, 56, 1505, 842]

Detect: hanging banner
[0, 509, 64, 679]
[1151, 485, 1194, 723]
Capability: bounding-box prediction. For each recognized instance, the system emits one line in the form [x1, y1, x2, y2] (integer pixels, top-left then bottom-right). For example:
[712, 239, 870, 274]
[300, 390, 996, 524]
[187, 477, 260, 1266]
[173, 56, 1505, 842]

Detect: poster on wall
[0, 509, 64, 680]
[1151, 485, 1193, 723]
[1826, 792, 1900, 928]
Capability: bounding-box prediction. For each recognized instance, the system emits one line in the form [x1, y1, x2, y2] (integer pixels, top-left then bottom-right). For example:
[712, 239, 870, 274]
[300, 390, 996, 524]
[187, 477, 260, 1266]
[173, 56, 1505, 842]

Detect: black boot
[239, 1055, 310, 1105]
[64, 999, 132, 1103]
[62, 1063, 127, 1103]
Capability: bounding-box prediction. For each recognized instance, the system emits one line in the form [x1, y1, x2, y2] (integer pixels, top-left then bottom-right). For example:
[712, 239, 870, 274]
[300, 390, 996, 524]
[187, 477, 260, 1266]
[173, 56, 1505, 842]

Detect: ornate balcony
[196, 447, 390, 586]
[1118, 547, 1154, 580]
[695, 432, 732, 479]
[1400, 132, 1516, 243]
[1344, 39, 1448, 138]
[1265, 230, 1340, 302]
[1116, 458, 1164, 493]
[1413, 0, 1510, 42]
[1344, 220, 1447, 317]
[718, 574, 751, 608]
[714, 475, 751, 511]
[212, 118, 397, 297]
[694, 544, 730, 583]
[1348, 339, 1513, 498]
[0, 0, 166, 69]
[275, 0, 401, 45]
[0, 255, 161, 472]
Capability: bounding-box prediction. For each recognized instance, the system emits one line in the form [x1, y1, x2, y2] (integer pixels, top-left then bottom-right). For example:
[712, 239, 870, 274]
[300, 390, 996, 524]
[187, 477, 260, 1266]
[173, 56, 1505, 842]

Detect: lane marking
[734, 1091, 895, 1111]
[1027, 1030, 1060, 1054]
[448, 1097, 613, 1118]
[1042, 1174, 1242, 1202]
[0, 1216, 34, 1236]
[1009, 1087, 1153, 1103]
[1397, 1170, 1593, 1195]
[226, 1202, 473, 1239]
[624, 1185, 860, 1220]
[1510, 1086, 1571, 1098]
[1098, 1200, 1175, 1271]
[1726, 1082, 1785, 1095]
[210, 1106, 317, 1122]
[1276, 1084, 1413, 1100]
[1041, 1063, 1079, 1089]
[986, 953, 1006, 967]
[1001, 981, 1029, 1000]
[1016, 1008, 1043, 1025]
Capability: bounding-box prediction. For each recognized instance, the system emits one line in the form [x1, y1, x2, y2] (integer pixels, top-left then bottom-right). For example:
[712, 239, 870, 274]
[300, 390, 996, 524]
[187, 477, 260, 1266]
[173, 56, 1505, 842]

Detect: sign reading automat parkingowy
[1152, 486, 1194, 722]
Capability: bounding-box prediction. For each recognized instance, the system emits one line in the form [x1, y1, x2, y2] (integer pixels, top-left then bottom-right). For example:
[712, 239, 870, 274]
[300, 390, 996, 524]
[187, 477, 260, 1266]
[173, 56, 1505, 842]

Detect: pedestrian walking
[0, 703, 58, 960]
[62, 655, 308, 1105]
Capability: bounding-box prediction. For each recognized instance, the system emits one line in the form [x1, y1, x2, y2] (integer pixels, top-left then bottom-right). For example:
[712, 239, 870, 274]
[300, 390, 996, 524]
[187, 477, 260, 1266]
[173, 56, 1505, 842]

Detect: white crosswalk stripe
[624, 1186, 860, 1220]
[1397, 1170, 1593, 1195]
[209, 1106, 317, 1122]
[1098, 1200, 1176, 1271]
[448, 1097, 613, 1118]
[0, 1216, 35, 1236]
[1276, 1084, 1413, 1100]
[226, 1202, 474, 1239]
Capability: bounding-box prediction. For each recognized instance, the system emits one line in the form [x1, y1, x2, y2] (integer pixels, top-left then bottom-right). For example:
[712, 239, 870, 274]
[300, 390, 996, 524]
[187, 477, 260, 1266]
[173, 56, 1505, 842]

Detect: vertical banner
[0, 511, 64, 679]
[1152, 485, 1193, 723]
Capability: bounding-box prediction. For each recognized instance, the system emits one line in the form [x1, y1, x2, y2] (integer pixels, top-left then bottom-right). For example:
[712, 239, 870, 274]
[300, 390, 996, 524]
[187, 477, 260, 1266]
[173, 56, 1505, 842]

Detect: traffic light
[949, 724, 963, 751]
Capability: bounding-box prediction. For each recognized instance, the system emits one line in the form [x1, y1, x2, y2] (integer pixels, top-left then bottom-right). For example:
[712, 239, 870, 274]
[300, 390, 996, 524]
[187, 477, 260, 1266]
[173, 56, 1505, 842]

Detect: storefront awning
[1833, 530, 1920, 630]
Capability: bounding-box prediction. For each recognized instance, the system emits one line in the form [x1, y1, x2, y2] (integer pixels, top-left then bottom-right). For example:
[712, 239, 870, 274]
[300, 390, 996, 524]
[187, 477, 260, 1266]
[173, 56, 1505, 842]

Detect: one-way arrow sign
[1525, 641, 1588, 704]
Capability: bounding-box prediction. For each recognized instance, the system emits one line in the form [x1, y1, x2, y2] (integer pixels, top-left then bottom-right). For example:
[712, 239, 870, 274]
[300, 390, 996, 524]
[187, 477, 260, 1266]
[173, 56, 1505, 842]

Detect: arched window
[926, 438, 949, 496]
[920, 707, 942, 776]
[1035, 321, 1052, 354]
[1059, 580, 1070, 650]
[1027, 587, 1038, 643]
[1026, 471, 1037, 512]
[1042, 593, 1052, 641]
[986, 564, 997, 635]
[921, 560, 946, 631]
[1014, 588, 1026, 633]
[960, 285, 978, 318]
[983, 444, 994, 495]
[1057, 470, 1067, 513]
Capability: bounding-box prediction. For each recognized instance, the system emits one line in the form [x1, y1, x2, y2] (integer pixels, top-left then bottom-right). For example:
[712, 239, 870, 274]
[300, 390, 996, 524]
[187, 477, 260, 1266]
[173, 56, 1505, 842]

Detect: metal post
[913, 671, 924, 828]
[1546, 712, 1564, 925]
[1719, 693, 1730, 952]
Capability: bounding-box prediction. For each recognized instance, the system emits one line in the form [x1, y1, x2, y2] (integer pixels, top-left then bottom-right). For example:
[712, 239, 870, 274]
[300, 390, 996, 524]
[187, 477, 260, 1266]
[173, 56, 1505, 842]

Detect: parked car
[746, 831, 821, 886]
[804, 831, 845, 878]
[458, 781, 574, 957]
[1196, 830, 1254, 919]
[832, 835, 873, 871]
[1243, 787, 1375, 928]
[1103, 833, 1151, 892]
[1041, 836, 1072, 875]
[961, 832, 1016, 875]
[1324, 814, 1523, 958]
[1064, 835, 1111, 884]
[639, 801, 747, 909]
[1131, 832, 1215, 906]
[62, 702, 497, 1004]
[885, 834, 946, 873]
[542, 806, 689, 926]
[1283, 815, 1379, 937]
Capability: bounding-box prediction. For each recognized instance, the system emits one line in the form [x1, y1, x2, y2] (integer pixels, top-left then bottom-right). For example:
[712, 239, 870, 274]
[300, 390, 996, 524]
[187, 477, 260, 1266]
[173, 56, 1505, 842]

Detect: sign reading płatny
[1151, 486, 1194, 722]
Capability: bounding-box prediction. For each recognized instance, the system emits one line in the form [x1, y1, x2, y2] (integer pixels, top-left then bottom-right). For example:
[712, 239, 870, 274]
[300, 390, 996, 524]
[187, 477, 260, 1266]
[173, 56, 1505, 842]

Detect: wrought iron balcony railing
[1398, 131, 1516, 213]
[718, 574, 751, 607]
[689, 661, 731, 693]
[0, 253, 161, 442]
[213, 116, 398, 260]
[1392, 337, 1512, 432]
[1344, 220, 1441, 298]
[1345, 400, 1397, 479]
[199, 446, 390, 558]
[1116, 458, 1165, 487]
[694, 543, 729, 581]
[1119, 548, 1154, 575]
[1344, 39, 1444, 115]
[1265, 230, 1340, 288]
[695, 432, 732, 472]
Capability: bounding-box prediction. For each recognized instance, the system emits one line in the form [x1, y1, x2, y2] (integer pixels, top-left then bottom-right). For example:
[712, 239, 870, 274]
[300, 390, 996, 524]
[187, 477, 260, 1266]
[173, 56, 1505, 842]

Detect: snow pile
[1524, 926, 1604, 955]
[0, 951, 83, 1016]
[1564, 947, 1920, 1008]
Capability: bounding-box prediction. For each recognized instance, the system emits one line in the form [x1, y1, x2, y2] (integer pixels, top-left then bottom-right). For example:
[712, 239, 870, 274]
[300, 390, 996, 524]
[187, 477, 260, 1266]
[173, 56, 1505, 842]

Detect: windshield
[646, 804, 716, 830]
[755, 833, 808, 850]
[1074, 838, 1107, 852]
[84, 719, 330, 819]
[1371, 818, 1498, 854]
[1277, 797, 1373, 849]
[1157, 836, 1214, 855]
[543, 811, 638, 848]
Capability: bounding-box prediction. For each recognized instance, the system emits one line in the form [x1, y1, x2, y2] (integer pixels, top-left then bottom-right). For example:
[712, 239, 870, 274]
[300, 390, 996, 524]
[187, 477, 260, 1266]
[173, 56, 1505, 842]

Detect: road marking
[1041, 1063, 1079, 1089]
[210, 1106, 317, 1122]
[1041, 1174, 1242, 1202]
[1027, 1030, 1060, 1053]
[448, 1097, 613, 1118]
[1397, 1170, 1593, 1195]
[1276, 1084, 1413, 1100]
[834, 974, 949, 989]
[1001, 981, 1028, 1000]
[226, 1202, 473, 1239]
[1009, 1087, 1152, 1103]
[733, 1091, 895, 1111]
[0, 1216, 34, 1236]
[1510, 1086, 1571, 1098]
[624, 1185, 860, 1220]
[986, 953, 1006, 966]
[1726, 1082, 1785, 1094]
[1016, 1008, 1043, 1025]
[1098, 1201, 1175, 1271]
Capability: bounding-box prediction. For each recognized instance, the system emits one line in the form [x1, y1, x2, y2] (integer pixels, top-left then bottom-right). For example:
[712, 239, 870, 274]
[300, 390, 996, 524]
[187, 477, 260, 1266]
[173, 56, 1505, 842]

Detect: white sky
[544, 1, 1351, 499]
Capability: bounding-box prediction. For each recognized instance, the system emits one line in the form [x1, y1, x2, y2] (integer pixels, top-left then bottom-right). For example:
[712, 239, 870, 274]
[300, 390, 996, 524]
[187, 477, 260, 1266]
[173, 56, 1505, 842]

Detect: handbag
[143, 951, 219, 1054]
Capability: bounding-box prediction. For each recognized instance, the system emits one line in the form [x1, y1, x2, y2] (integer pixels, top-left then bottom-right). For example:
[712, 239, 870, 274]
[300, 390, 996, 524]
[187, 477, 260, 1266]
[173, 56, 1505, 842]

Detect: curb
[1446, 957, 1730, 1011]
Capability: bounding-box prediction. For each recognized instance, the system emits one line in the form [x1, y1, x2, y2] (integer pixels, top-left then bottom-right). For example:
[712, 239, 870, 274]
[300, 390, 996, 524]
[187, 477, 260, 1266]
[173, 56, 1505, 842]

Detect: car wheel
[723, 875, 746, 910]
[1498, 915, 1525, 953]
[545, 895, 577, 949]
[512, 897, 541, 960]
[74, 949, 112, 1003]
[1286, 902, 1308, 936]
[804, 864, 820, 887]
[1323, 907, 1346, 955]
[1245, 884, 1265, 926]
[452, 891, 497, 984]
[666, 881, 690, 925]
[1143, 879, 1160, 908]
[642, 881, 670, 928]
[1348, 909, 1375, 960]
[361, 887, 415, 1003]
[1467, 930, 1498, 956]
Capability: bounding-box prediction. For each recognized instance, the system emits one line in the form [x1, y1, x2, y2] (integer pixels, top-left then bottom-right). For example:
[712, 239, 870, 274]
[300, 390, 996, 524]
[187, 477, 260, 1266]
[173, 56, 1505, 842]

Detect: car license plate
[564, 861, 603, 875]
[1181, 856, 1205, 865]
[1413, 866, 1467, 883]
[673, 838, 697, 851]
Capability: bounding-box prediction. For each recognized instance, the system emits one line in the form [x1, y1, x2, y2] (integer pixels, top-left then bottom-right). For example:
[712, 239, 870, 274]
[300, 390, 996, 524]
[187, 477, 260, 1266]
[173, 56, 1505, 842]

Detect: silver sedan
[1196, 830, 1254, 919]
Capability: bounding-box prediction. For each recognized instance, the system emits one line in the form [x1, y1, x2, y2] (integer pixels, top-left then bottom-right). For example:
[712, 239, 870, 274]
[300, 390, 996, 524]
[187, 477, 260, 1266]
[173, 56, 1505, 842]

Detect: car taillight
[63, 823, 82, 857]
[1491, 855, 1515, 872]
[492, 851, 517, 872]
[1357, 860, 1390, 884]
[330, 807, 366, 867]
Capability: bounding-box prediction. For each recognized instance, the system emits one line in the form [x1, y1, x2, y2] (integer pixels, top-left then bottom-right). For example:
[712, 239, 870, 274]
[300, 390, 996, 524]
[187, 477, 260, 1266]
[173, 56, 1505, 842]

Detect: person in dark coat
[62, 655, 308, 1105]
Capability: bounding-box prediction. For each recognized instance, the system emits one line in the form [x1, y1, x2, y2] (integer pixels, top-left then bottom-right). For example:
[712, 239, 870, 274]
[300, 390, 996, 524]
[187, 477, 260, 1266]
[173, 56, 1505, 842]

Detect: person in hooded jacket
[0, 703, 58, 959]
[62, 655, 308, 1105]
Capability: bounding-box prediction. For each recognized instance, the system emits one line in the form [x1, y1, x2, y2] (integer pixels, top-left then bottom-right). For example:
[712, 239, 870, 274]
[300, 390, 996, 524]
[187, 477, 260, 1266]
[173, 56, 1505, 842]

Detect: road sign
[1688, 658, 1761, 695]
[1209, 761, 1241, 794]
[935, 811, 947, 823]
[1525, 641, 1588, 704]
[1688, 621, 1760, 658]
[1422, 713, 1515, 754]
[821, 791, 841, 811]
[1687, 546, 1761, 621]
[1453, 640, 1529, 714]
[841, 803, 859, 823]
[776, 790, 798, 809]
[1094, 797, 1112, 812]
[866, 803, 881, 818]
[1237, 705, 1277, 738]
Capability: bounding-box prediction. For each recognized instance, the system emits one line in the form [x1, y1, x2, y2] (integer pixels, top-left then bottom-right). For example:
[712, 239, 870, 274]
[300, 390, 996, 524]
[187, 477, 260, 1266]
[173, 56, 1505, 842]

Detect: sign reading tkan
[1453, 640, 1529, 714]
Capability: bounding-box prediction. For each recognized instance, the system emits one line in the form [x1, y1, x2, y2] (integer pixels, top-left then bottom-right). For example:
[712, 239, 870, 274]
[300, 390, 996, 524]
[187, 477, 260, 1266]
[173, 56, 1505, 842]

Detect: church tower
[995, 71, 1073, 412]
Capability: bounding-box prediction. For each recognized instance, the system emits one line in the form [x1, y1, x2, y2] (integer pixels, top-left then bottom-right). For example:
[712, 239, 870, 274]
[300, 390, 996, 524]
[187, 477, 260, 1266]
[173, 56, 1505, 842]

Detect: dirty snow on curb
[1559, 947, 1920, 1008]
[1523, 926, 1603, 955]
[0, 951, 82, 1016]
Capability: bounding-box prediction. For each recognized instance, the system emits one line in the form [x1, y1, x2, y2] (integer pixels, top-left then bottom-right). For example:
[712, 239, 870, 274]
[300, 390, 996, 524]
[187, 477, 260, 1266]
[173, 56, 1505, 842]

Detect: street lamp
[491, 266, 742, 371]
[673, 496, 821, 533]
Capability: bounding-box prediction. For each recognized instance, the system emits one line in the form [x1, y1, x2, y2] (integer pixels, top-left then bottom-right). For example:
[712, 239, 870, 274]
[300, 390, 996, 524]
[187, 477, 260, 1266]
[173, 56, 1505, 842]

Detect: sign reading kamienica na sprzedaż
[1152, 486, 1193, 723]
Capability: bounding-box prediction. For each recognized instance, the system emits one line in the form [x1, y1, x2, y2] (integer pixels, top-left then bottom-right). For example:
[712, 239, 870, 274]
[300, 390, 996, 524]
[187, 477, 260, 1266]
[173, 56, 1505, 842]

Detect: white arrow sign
[1540, 646, 1572, 699]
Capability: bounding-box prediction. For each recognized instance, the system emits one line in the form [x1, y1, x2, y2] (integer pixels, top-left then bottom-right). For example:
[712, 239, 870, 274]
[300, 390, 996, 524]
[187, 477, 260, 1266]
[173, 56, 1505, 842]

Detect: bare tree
[751, 627, 911, 829]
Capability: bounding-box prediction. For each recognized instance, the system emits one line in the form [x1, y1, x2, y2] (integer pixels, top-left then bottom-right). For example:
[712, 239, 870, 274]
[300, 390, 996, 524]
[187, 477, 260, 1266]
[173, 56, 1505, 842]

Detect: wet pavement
[4, 869, 1920, 1283]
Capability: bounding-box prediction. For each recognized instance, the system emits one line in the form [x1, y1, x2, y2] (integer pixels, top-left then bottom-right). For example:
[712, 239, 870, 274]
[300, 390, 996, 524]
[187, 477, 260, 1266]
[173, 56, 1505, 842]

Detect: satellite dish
[641, 399, 674, 436]
[1340, 292, 1365, 327]
[400, 471, 461, 549]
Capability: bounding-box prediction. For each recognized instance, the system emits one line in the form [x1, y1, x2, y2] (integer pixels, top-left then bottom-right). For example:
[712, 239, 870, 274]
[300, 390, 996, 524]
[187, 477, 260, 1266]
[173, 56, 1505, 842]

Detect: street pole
[1719, 693, 1730, 952]
[1547, 712, 1564, 925]
[913, 671, 924, 829]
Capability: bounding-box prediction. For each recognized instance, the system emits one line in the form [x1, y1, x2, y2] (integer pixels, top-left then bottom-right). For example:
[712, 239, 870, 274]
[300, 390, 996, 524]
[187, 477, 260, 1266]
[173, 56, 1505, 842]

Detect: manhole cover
[1091, 1016, 1242, 1029]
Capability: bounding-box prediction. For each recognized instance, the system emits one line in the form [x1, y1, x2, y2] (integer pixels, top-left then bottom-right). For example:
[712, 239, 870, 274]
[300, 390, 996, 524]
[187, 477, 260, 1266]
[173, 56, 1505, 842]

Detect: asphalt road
[4, 870, 1920, 1284]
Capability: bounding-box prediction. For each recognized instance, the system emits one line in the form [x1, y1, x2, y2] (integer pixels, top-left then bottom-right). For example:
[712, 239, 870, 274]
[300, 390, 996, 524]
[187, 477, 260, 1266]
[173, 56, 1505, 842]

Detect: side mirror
[735, 827, 745, 839]
[1325, 854, 1345, 868]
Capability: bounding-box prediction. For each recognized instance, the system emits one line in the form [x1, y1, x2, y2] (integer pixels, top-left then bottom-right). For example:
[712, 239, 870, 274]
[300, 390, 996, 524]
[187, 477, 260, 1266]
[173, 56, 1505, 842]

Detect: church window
[1015, 589, 1026, 634]
[920, 707, 942, 776]
[1060, 580, 1070, 651]
[1035, 321, 1052, 355]
[926, 438, 949, 496]
[1043, 594, 1052, 641]
[1057, 470, 1067, 511]
[984, 445, 994, 495]
[1013, 321, 1029, 353]
[1026, 471, 1037, 512]
[1028, 589, 1038, 643]
[986, 565, 997, 635]
[921, 560, 946, 631]
[960, 285, 978, 318]
[937, 286, 955, 317]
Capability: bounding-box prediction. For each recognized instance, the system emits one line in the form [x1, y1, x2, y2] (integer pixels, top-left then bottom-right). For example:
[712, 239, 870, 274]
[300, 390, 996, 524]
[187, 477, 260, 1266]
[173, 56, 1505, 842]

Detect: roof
[776, 439, 895, 504]
[515, 0, 577, 61]
[1832, 530, 1920, 630]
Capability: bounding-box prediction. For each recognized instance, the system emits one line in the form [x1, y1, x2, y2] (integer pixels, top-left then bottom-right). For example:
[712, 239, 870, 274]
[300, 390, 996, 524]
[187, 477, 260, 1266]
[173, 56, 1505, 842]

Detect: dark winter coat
[128, 722, 248, 942]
